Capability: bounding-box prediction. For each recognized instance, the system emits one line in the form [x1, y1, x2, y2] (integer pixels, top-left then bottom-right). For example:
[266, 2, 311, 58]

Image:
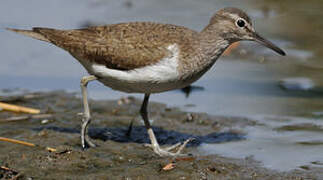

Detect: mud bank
[0, 91, 321, 179]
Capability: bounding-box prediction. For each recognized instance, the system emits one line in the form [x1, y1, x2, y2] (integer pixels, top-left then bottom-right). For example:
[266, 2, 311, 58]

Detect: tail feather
[6, 27, 50, 42]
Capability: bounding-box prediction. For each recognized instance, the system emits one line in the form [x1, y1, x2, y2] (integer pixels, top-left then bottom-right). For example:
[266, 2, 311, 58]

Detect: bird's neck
[197, 26, 231, 62]
[191, 28, 231, 71]
[177, 29, 230, 82]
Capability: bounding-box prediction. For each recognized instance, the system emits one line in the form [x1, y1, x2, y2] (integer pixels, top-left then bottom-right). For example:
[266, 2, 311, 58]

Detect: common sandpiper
[7, 7, 286, 157]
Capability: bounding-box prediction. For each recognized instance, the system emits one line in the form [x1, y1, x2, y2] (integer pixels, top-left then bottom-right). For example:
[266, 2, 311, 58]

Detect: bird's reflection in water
[179, 85, 205, 98]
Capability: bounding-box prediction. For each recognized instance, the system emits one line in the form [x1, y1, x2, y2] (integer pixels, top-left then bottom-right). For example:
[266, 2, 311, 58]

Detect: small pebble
[186, 113, 194, 122]
[41, 119, 50, 124]
[299, 165, 310, 170]
[38, 130, 48, 137]
[311, 161, 323, 165]
[279, 77, 314, 91]
[117, 96, 135, 105]
[239, 49, 247, 56]
[258, 56, 265, 63]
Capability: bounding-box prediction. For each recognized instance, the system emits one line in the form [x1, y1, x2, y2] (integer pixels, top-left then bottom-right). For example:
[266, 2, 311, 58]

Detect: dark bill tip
[253, 32, 286, 56]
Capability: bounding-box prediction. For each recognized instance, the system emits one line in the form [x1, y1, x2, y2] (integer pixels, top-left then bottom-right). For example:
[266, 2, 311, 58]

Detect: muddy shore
[0, 91, 321, 179]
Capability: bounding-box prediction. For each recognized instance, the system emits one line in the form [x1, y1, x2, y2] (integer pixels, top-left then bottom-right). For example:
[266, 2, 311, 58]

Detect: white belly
[97, 76, 185, 93]
[85, 44, 188, 93]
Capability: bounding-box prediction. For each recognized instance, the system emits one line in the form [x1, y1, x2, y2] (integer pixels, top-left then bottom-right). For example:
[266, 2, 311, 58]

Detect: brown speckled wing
[34, 22, 198, 70]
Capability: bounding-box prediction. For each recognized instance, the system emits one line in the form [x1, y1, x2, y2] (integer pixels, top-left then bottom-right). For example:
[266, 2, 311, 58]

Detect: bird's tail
[6, 27, 50, 42]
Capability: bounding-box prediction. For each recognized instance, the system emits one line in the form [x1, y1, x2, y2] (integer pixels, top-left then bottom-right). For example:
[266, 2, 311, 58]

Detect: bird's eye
[236, 19, 245, 28]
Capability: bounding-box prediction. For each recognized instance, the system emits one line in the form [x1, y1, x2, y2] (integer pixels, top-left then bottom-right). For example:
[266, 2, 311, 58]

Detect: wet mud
[0, 91, 321, 179]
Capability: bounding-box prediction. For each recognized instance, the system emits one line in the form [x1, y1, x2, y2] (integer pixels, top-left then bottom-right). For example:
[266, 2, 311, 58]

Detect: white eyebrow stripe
[225, 13, 253, 29]
[226, 13, 241, 21]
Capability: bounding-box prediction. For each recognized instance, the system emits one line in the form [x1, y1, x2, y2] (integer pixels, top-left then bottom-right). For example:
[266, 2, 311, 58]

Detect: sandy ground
[0, 91, 322, 179]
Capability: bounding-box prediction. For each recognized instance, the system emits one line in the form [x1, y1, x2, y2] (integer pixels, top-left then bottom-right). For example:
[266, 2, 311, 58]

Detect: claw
[85, 135, 97, 148]
[140, 94, 193, 157]
[176, 138, 194, 154]
[146, 138, 194, 157]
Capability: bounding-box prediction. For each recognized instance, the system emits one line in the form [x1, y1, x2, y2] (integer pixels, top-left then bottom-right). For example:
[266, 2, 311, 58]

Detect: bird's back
[10, 22, 199, 71]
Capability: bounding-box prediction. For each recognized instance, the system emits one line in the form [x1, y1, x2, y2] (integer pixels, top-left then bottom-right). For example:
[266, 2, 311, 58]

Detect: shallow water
[1, 0, 323, 171]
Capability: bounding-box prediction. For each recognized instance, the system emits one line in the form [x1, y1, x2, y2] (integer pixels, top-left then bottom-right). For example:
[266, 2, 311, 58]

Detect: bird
[7, 7, 285, 157]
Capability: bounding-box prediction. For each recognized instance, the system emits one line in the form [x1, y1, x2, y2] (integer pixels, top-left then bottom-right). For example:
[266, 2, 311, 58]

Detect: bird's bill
[253, 32, 286, 56]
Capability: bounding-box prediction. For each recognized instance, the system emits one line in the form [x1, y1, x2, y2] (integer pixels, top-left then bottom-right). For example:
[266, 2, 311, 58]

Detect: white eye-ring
[236, 18, 246, 28]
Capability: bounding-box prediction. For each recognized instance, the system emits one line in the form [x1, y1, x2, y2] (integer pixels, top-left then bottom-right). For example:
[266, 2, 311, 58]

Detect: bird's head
[205, 7, 285, 56]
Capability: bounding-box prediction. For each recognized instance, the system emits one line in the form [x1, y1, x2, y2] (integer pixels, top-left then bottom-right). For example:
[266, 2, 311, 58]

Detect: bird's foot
[79, 112, 97, 149]
[145, 138, 194, 157]
[82, 135, 97, 149]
